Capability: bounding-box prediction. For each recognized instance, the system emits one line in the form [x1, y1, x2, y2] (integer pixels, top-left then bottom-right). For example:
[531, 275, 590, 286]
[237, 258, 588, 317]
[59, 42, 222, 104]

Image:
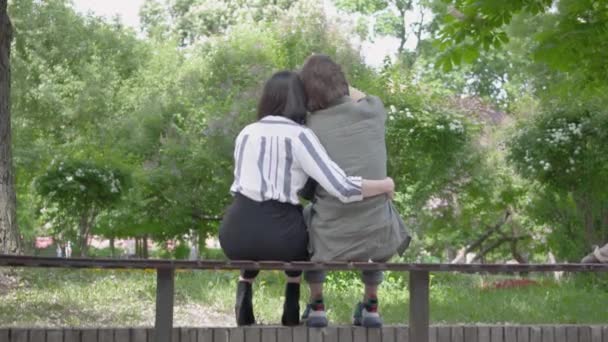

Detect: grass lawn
[1, 267, 607, 327]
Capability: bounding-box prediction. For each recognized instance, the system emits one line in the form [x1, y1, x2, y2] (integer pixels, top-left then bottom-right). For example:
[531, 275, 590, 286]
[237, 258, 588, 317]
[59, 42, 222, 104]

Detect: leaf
[461, 44, 480, 63]
[497, 31, 509, 44]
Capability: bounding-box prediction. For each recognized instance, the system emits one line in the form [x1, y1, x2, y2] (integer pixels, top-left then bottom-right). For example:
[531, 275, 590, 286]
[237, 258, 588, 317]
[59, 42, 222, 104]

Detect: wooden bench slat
[504, 327, 517, 342]
[214, 328, 230, 342]
[464, 326, 478, 342]
[380, 327, 395, 342]
[451, 327, 464, 342]
[132, 329, 147, 342]
[244, 327, 261, 342]
[543, 327, 555, 342]
[228, 328, 243, 342]
[591, 326, 602, 342]
[46, 329, 63, 342]
[2, 255, 608, 273]
[367, 328, 382, 342]
[82, 329, 98, 342]
[29, 329, 45, 342]
[338, 327, 353, 342]
[530, 327, 542, 342]
[197, 328, 213, 342]
[517, 326, 530, 342]
[9, 329, 28, 342]
[567, 326, 578, 342]
[478, 327, 491, 342]
[309, 328, 323, 342]
[555, 326, 567, 342]
[0, 329, 8, 342]
[437, 327, 450, 342]
[277, 328, 292, 342]
[580, 326, 592, 342]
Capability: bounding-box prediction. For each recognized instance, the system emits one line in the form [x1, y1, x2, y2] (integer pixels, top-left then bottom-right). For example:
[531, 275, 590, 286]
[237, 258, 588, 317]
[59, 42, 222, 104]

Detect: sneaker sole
[305, 316, 329, 328]
[361, 318, 383, 328]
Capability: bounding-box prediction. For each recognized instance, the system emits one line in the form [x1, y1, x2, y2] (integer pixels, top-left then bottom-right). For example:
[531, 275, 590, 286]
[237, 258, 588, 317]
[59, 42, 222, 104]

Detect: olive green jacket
[303, 95, 410, 262]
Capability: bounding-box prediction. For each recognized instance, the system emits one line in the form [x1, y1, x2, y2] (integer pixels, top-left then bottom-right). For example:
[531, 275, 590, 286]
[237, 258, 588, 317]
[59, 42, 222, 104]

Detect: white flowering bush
[509, 112, 602, 189]
[376, 61, 478, 215]
[508, 107, 608, 258]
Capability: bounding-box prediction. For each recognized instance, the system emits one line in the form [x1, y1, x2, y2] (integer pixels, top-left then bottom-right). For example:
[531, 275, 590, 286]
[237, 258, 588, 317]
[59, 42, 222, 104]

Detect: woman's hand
[349, 86, 366, 101]
[361, 177, 395, 199]
[385, 177, 395, 199]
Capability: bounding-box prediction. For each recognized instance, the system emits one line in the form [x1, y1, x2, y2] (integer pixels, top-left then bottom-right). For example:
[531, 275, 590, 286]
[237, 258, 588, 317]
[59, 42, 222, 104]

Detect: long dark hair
[300, 54, 349, 112]
[257, 71, 308, 124]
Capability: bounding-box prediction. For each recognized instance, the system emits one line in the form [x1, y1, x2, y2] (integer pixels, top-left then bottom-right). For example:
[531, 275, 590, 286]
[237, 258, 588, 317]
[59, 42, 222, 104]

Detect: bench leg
[155, 268, 175, 342]
[409, 270, 429, 342]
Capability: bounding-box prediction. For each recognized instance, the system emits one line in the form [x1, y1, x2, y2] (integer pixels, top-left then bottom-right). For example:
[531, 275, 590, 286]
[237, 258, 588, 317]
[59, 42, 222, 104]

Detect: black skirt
[219, 193, 309, 262]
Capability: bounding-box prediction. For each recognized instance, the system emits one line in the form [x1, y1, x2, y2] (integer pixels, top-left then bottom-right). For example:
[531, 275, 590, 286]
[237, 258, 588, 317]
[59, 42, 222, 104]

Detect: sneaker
[301, 299, 329, 327]
[235, 281, 255, 326]
[352, 297, 382, 328]
[281, 283, 300, 326]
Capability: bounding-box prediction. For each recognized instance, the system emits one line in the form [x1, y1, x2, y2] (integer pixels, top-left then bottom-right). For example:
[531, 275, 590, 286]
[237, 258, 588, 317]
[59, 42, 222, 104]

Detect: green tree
[35, 160, 130, 256]
[9, 0, 147, 246]
[334, 0, 429, 58]
[141, 0, 299, 45]
[435, 0, 607, 83]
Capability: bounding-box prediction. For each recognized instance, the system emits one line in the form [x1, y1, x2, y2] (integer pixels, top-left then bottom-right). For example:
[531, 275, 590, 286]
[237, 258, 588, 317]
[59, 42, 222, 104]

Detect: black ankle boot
[281, 282, 300, 326]
[235, 281, 255, 326]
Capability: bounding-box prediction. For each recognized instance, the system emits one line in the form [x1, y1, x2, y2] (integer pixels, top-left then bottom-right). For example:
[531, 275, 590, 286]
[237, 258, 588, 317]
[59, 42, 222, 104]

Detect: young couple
[219, 55, 410, 328]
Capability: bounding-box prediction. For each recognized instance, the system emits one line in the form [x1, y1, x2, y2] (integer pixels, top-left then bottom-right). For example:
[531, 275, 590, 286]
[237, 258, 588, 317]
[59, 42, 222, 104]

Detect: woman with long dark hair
[219, 71, 395, 326]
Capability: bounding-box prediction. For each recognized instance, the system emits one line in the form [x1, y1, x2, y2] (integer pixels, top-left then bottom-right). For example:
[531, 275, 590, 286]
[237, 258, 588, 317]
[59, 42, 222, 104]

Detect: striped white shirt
[230, 116, 363, 205]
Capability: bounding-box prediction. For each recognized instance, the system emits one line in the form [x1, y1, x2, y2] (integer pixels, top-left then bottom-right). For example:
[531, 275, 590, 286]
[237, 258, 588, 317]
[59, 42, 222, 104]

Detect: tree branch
[448, 6, 466, 21]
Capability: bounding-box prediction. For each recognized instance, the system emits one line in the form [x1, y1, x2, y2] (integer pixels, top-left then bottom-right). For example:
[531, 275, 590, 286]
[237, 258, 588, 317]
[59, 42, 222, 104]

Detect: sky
[71, 0, 405, 67]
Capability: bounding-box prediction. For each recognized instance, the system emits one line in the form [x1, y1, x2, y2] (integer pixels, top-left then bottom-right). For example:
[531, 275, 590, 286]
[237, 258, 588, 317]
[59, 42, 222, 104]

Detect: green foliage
[9, 0, 147, 249]
[435, 0, 551, 71]
[436, 0, 608, 86]
[7, 0, 607, 264]
[33, 159, 130, 254]
[141, 0, 298, 45]
[35, 160, 129, 212]
[335, 0, 389, 14]
[334, 0, 417, 53]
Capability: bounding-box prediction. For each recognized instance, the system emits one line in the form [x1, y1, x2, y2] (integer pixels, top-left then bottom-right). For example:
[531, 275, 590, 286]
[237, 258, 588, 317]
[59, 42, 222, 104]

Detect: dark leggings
[219, 194, 309, 279]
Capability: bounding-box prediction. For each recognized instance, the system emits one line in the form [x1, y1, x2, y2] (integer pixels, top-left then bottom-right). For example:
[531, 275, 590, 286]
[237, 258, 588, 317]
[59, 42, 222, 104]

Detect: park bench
[1, 254, 607, 342]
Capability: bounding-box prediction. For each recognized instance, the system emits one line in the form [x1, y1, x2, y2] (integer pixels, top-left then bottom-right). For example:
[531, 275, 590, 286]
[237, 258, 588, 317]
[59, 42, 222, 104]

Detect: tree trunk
[143, 235, 148, 259]
[135, 237, 140, 257]
[574, 192, 603, 249]
[397, 6, 407, 55]
[78, 213, 88, 257]
[78, 207, 96, 257]
[109, 237, 115, 258]
[411, 5, 425, 63]
[451, 210, 511, 263]
[0, 0, 20, 255]
[198, 230, 206, 259]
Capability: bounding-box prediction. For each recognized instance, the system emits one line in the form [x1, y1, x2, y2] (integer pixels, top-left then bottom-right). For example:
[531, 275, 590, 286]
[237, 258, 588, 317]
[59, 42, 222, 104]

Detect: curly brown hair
[299, 54, 349, 112]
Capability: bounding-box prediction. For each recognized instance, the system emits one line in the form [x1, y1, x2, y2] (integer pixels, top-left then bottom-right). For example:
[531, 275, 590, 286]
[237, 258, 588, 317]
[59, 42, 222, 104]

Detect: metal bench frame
[1, 255, 606, 342]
